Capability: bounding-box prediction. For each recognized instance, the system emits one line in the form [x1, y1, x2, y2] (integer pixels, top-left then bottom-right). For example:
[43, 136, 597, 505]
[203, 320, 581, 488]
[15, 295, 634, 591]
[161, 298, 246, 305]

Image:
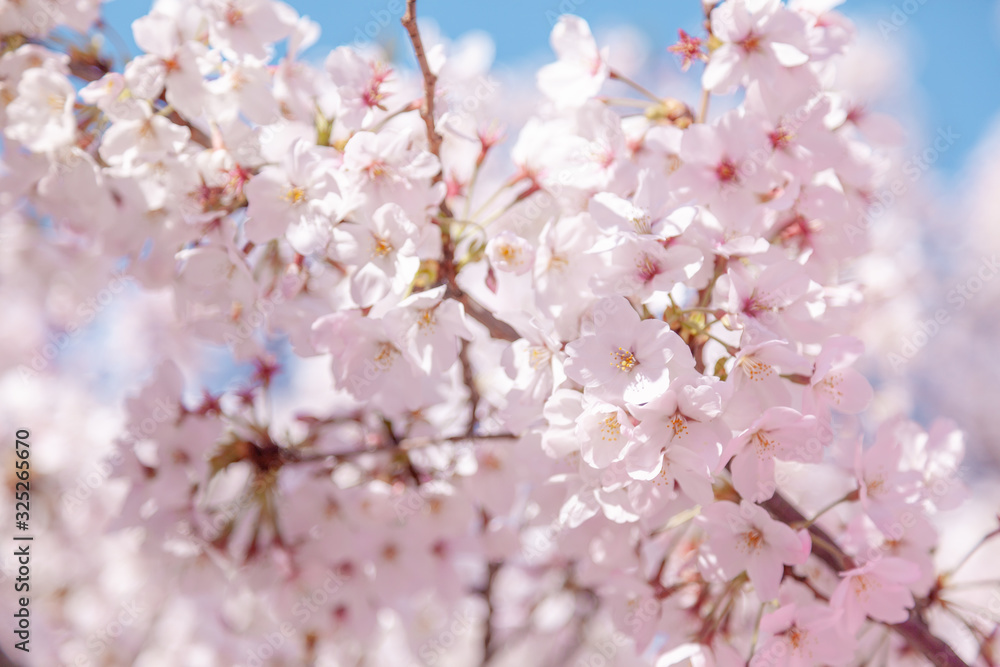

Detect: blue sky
[99, 0, 1000, 174]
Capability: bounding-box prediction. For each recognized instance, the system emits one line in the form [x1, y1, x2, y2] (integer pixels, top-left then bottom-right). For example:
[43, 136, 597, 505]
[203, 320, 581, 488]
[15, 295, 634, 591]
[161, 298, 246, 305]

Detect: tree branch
[763, 492, 970, 667]
[402, 1, 521, 344]
[284, 432, 518, 463]
[459, 339, 481, 436]
[479, 560, 501, 666]
[451, 289, 520, 342]
[402, 0, 443, 176]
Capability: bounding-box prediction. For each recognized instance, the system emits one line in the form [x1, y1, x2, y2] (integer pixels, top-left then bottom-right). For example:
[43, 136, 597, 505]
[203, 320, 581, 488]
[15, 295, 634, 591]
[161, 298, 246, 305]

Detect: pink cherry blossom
[537, 15, 608, 108]
[704, 0, 810, 95]
[329, 203, 422, 306]
[721, 407, 819, 502]
[486, 230, 535, 276]
[4, 67, 76, 151]
[752, 601, 853, 667]
[803, 335, 874, 419]
[1, 3, 993, 666]
[701, 500, 811, 600]
[831, 557, 920, 632]
[564, 296, 694, 404]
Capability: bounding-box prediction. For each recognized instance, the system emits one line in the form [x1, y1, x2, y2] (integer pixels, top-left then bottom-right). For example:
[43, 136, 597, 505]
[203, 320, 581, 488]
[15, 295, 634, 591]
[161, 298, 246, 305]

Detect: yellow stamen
[610, 347, 638, 372]
[283, 186, 306, 205]
[373, 235, 393, 257]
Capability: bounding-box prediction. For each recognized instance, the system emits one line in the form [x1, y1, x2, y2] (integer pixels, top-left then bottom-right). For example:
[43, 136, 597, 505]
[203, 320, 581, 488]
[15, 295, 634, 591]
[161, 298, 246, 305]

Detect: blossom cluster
[0, 0, 997, 665]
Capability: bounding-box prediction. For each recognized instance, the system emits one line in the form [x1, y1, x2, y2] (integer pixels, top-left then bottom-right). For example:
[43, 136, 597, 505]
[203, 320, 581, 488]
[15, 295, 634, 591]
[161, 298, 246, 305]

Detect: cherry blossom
[0, 2, 993, 666]
[537, 15, 608, 108]
[704, 0, 811, 95]
[564, 296, 695, 404]
[700, 500, 811, 600]
[330, 203, 423, 306]
[831, 557, 920, 632]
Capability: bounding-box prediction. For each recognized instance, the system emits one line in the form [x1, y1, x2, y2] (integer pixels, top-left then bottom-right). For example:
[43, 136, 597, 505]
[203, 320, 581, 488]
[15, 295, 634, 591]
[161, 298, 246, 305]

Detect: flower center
[635, 253, 662, 284]
[224, 5, 244, 26]
[739, 32, 763, 54]
[629, 212, 652, 235]
[669, 414, 688, 438]
[600, 414, 622, 441]
[373, 342, 399, 370]
[741, 527, 765, 552]
[770, 124, 795, 150]
[529, 347, 551, 369]
[738, 356, 773, 381]
[548, 254, 568, 271]
[46, 94, 66, 112]
[497, 243, 521, 263]
[852, 574, 877, 600]
[715, 159, 739, 183]
[610, 347, 638, 372]
[417, 309, 435, 329]
[373, 235, 393, 257]
[366, 161, 388, 179]
[752, 432, 776, 458]
[819, 373, 844, 404]
[283, 186, 306, 205]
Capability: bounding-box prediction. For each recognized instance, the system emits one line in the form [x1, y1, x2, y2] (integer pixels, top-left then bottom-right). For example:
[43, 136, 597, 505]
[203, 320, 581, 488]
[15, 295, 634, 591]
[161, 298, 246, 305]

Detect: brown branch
[401, 0, 443, 177]
[402, 1, 520, 344]
[479, 560, 501, 666]
[284, 432, 518, 463]
[0, 648, 21, 667]
[381, 416, 422, 485]
[164, 106, 212, 149]
[435, 207, 520, 343]
[453, 290, 520, 342]
[459, 339, 481, 436]
[762, 492, 970, 667]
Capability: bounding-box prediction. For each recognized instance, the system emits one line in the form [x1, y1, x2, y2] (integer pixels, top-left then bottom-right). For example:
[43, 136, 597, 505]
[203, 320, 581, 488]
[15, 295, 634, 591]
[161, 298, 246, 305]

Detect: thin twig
[401, 3, 521, 344]
[608, 68, 661, 103]
[947, 523, 1000, 577]
[698, 88, 711, 124]
[401, 0, 443, 177]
